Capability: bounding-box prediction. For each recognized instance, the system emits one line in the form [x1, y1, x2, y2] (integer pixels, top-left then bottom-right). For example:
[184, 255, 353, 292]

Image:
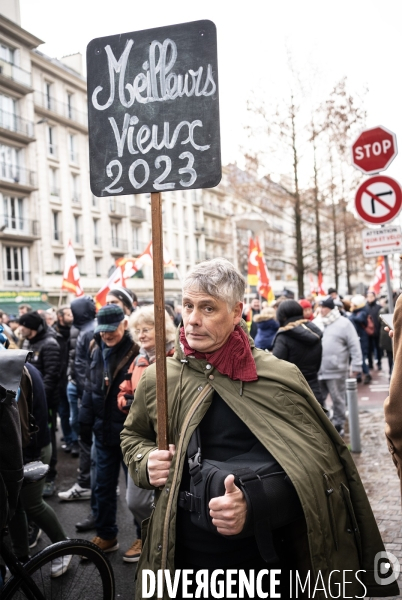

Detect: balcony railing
[69, 151, 79, 163]
[132, 240, 148, 255]
[0, 163, 36, 187]
[0, 215, 39, 237]
[50, 187, 60, 199]
[48, 144, 58, 158]
[203, 203, 228, 217]
[129, 206, 146, 221]
[111, 238, 128, 252]
[74, 234, 84, 246]
[0, 109, 34, 138]
[71, 193, 81, 207]
[0, 59, 31, 88]
[53, 230, 63, 243]
[3, 270, 31, 286]
[109, 199, 126, 216]
[34, 91, 88, 126]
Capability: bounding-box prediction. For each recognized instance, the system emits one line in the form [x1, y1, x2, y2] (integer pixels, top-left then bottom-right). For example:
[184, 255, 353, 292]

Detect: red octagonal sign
[351, 126, 398, 174]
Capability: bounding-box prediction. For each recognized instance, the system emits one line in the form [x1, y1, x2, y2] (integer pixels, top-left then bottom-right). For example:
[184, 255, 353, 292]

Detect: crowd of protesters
[0, 282, 395, 575]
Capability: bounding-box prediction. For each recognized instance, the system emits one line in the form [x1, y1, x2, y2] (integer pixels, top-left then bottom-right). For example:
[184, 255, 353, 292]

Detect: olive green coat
[121, 327, 397, 599]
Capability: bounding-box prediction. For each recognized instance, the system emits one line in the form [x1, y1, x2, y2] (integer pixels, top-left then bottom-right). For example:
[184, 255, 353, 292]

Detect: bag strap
[235, 467, 277, 563]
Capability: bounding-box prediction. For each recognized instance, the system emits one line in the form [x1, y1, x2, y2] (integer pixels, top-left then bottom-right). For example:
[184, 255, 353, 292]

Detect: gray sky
[20, 0, 402, 184]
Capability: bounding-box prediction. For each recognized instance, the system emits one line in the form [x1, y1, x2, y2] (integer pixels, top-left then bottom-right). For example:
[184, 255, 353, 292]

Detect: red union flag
[255, 238, 274, 303]
[95, 266, 126, 309]
[247, 238, 259, 287]
[369, 256, 392, 294]
[61, 241, 84, 297]
[351, 126, 398, 175]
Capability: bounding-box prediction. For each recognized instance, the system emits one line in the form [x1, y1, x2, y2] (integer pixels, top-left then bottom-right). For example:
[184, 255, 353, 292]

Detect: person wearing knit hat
[299, 299, 314, 321]
[349, 294, 371, 384]
[19, 311, 44, 333]
[106, 287, 137, 315]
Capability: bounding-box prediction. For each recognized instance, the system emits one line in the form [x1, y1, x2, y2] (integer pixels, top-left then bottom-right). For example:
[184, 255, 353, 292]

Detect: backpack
[363, 314, 375, 336]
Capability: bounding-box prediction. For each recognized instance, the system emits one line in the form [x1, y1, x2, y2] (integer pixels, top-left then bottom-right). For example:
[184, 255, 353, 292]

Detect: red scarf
[179, 325, 258, 382]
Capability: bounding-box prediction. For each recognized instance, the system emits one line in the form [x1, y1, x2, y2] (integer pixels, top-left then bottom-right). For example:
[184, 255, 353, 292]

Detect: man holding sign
[121, 258, 396, 599]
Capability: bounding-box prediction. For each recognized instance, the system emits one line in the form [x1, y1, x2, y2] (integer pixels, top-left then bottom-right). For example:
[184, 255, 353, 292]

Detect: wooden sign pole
[151, 192, 169, 451]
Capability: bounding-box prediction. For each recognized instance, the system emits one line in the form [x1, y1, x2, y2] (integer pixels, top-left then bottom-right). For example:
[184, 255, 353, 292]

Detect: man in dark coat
[53, 305, 76, 455]
[349, 294, 371, 384]
[80, 304, 139, 554]
[366, 290, 382, 371]
[271, 299, 323, 405]
[58, 296, 96, 516]
[19, 311, 61, 497]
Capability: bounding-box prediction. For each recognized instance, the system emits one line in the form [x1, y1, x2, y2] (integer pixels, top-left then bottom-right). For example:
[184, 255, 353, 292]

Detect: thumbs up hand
[209, 474, 247, 535]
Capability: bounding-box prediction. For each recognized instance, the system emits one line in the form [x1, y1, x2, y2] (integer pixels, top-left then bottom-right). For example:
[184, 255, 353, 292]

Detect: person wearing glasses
[117, 305, 176, 563]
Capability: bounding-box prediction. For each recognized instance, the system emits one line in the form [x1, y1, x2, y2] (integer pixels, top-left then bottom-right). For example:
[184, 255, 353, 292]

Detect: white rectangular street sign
[362, 225, 402, 257]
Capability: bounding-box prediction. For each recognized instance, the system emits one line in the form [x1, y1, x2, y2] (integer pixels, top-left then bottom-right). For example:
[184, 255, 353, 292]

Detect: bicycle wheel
[2, 539, 115, 600]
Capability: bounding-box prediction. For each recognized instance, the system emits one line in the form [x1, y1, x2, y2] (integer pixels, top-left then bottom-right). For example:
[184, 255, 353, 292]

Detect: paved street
[29, 359, 402, 600]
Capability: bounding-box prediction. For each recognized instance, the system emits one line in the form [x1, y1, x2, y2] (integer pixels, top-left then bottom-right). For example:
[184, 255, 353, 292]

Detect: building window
[92, 194, 100, 209]
[49, 167, 59, 197]
[95, 257, 102, 277]
[132, 226, 142, 254]
[3, 196, 24, 231]
[0, 143, 20, 181]
[71, 173, 80, 205]
[53, 254, 62, 273]
[52, 211, 61, 241]
[68, 134, 77, 162]
[47, 126, 56, 156]
[93, 218, 100, 246]
[3, 245, 30, 285]
[0, 43, 16, 65]
[73, 215, 81, 245]
[67, 93, 74, 119]
[111, 222, 119, 246]
[44, 82, 53, 110]
[0, 94, 18, 132]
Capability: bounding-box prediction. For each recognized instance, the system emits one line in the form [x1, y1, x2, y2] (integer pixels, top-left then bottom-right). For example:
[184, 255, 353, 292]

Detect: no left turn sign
[355, 175, 402, 225]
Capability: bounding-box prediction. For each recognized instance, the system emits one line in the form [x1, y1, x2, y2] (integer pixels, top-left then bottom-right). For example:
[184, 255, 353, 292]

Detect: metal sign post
[87, 21, 221, 451]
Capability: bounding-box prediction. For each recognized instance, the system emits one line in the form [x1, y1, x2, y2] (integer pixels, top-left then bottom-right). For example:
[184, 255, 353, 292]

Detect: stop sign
[351, 125, 398, 174]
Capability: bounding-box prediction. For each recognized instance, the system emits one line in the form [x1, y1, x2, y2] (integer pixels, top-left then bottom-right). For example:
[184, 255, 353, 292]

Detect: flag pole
[151, 192, 168, 451]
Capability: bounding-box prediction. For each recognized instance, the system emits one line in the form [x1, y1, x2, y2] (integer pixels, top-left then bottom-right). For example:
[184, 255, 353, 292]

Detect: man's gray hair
[183, 258, 245, 309]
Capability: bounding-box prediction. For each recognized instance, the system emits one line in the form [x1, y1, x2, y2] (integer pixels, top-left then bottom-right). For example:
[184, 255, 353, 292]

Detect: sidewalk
[345, 406, 402, 599]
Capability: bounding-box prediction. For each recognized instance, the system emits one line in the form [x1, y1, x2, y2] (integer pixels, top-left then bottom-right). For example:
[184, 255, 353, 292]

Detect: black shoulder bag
[178, 427, 304, 563]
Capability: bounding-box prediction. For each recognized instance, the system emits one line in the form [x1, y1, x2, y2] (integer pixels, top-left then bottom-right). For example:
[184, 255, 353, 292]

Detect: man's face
[182, 289, 243, 354]
[2, 314, 9, 324]
[303, 307, 313, 319]
[19, 326, 37, 340]
[60, 308, 74, 326]
[99, 319, 127, 347]
[19, 307, 28, 316]
[319, 306, 331, 317]
[251, 299, 260, 310]
[330, 292, 337, 299]
[106, 294, 131, 316]
[367, 292, 375, 303]
[9, 321, 18, 331]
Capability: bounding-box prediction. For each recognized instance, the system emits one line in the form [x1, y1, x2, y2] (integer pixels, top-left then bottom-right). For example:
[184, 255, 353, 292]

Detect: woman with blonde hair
[118, 305, 177, 563]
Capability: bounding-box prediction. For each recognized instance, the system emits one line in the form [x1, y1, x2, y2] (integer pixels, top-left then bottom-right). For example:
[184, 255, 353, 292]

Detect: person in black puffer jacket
[79, 305, 139, 553]
[58, 296, 97, 509]
[271, 300, 323, 405]
[19, 312, 61, 495]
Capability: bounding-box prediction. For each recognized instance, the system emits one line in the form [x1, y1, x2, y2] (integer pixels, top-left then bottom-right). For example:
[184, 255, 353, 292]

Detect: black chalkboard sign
[87, 20, 221, 196]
